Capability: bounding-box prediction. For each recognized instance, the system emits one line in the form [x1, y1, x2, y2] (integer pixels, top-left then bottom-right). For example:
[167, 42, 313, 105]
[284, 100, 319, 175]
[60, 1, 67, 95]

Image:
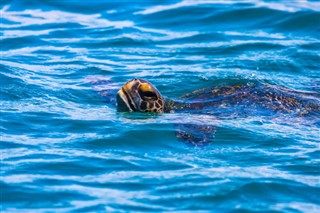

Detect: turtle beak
[116, 88, 136, 112]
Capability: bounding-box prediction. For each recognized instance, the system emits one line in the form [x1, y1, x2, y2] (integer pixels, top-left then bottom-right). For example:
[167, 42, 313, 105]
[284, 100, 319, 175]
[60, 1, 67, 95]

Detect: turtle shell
[168, 81, 320, 119]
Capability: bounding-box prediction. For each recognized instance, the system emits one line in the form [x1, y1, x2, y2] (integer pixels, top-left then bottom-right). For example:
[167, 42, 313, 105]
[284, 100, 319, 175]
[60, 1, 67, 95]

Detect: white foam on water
[135, 0, 320, 15]
[135, 0, 247, 15]
[157, 39, 319, 49]
[1, 6, 134, 29]
[1, 46, 88, 57]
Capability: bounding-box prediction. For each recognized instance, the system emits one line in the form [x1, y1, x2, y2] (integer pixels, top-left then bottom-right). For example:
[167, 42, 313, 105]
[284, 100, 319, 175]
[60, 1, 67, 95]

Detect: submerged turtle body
[167, 82, 320, 118]
[92, 77, 320, 145]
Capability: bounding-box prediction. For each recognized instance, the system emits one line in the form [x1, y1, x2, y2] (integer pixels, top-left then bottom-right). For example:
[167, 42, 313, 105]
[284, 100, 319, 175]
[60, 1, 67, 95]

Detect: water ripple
[1, 0, 320, 212]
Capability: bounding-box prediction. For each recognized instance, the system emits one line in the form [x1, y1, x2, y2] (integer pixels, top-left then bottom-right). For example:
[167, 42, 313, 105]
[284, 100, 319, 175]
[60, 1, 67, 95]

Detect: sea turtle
[90, 77, 320, 145]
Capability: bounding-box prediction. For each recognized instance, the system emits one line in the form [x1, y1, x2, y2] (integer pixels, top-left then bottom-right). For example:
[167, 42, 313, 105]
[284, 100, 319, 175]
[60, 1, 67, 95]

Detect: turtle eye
[139, 84, 157, 100]
[141, 91, 157, 100]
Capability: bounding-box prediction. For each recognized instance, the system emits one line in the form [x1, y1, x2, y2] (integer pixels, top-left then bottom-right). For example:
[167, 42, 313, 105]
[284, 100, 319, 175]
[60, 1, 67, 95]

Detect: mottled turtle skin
[92, 78, 320, 145]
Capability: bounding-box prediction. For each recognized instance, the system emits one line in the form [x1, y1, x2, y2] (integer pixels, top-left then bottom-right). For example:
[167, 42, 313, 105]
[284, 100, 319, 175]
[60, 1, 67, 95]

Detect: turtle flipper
[175, 123, 216, 146]
[86, 76, 119, 105]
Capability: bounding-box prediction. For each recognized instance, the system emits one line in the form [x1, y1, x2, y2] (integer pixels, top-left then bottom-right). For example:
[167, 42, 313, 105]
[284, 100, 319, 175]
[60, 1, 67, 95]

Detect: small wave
[1, 6, 133, 29]
[157, 39, 318, 49]
[136, 0, 320, 15]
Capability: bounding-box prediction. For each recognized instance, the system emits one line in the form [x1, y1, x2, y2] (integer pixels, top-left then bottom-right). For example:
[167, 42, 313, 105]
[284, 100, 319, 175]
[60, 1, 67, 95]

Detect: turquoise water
[1, 0, 320, 212]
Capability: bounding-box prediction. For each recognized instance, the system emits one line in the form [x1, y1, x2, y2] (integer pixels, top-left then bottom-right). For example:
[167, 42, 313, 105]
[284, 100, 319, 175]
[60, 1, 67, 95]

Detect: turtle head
[116, 78, 166, 113]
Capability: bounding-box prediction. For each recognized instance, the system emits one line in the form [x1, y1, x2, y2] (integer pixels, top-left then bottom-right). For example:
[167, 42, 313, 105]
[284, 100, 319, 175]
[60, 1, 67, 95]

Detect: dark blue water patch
[1, 36, 46, 50]
[5, 22, 83, 33]
[56, 27, 124, 41]
[287, 51, 320, 71]
[299, 42, 320, 51]
[1, 113, 67, 136]
[72, 205, 110, 213]
[167, 43, 287, 59]
[37, 0, 179, 15]
[1, 141, 37, 149]
[85, 128, 179, 151]
[273, 11, 320, 33]
[1, 182, 93, 209]
[44, 26, 119, 42]
[0, 71, 30, 100]
[143, 178, 318, 211]
[139, 5, 287, 31]
[157, 32, 228, 45]
[225, 42, 286, 53]
[276, 164, 320, 176]
[2, 0, 56, 12]
[223, 180, 320, 211]
[11, 157, 142, 176]
[1, 84, 42, 102]
[256, 58, 300, 73]
[80, 37, 153, 48]
[207, 7, 287, 29]
[307, 146, 320, 155]
[138, 5, 226, 29]
[0, 17, 20, 25]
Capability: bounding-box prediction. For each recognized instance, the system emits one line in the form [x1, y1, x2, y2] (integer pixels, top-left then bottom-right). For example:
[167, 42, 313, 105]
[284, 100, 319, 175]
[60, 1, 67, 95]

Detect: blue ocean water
[1, 0, 320, 212]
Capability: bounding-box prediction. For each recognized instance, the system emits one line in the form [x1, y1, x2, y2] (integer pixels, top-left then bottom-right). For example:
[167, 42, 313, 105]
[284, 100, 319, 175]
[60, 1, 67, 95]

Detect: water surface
[1, 0, 320, 212]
